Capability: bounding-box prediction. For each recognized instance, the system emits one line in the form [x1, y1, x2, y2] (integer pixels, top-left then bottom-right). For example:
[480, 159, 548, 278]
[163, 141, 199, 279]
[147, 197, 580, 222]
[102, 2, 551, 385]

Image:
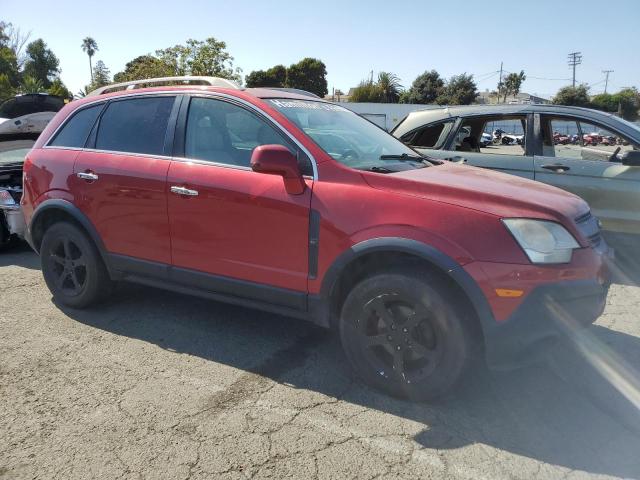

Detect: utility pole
[567, 52, 582, 87]
[602, 69, 613, 94]
[498, 61, 503, 103]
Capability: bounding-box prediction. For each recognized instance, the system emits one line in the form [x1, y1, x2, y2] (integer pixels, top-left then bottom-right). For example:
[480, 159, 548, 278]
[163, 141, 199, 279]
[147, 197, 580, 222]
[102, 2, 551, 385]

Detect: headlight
[503, 218, 580, 264]
[0, 189, 17, 207]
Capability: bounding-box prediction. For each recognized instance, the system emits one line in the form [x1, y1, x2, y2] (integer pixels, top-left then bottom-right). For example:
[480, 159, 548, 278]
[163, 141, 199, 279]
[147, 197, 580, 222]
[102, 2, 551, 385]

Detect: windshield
[268, 99, 428, 171]
[0, 146, 31, 165]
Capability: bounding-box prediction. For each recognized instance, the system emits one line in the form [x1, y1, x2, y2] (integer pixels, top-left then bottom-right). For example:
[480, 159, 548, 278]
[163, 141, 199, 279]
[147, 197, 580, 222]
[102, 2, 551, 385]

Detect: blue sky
[3, 0, 639, 98]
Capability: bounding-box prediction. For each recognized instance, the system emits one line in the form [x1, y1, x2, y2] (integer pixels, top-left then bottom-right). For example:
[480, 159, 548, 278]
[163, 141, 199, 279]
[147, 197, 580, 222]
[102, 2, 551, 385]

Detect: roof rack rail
[87, 76, 241, 97]
[264, 87, 320, 99]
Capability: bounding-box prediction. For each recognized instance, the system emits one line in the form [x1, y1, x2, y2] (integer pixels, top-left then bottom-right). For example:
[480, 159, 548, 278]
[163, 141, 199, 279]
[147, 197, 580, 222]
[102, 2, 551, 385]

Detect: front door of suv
[408, 115, 535, 179]
[167, 96, 312, 306]
[74, 95, 178, 266]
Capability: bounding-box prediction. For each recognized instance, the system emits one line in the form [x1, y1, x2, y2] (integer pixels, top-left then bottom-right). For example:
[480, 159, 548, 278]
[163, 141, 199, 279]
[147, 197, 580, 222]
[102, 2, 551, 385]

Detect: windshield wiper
[379, 153, 430, 164]
[367, 166, 394, 173]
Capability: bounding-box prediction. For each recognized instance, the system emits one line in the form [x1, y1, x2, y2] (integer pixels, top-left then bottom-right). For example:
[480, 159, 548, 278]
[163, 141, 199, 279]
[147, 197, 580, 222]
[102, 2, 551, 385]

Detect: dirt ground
[2, 245, 640, 479]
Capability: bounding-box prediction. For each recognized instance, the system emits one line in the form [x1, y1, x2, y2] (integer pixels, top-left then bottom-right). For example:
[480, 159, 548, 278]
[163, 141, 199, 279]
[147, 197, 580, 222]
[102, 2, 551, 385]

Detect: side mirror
[621, 150, 640, 167]
[250, 145, 306, 195]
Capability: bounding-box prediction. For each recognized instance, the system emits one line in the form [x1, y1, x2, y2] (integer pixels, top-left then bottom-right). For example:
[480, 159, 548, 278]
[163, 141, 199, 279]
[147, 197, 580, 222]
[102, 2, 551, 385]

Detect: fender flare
[28, 199, 109, 265]
[315, 237, 495, 332]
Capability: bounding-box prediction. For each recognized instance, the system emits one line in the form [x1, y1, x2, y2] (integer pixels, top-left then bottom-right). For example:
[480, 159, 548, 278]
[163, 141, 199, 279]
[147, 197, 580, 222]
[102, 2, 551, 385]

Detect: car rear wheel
[339, 267, 475, 401]
[40, 222, 113, 308]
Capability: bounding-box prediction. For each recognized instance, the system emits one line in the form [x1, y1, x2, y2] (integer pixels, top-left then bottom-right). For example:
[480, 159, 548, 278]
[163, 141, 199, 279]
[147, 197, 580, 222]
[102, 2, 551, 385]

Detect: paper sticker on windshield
[269, 99, 346, 112]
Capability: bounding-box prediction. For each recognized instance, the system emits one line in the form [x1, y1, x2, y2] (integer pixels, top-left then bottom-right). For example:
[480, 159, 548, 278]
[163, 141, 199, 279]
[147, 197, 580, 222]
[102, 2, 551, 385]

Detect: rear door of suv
[166, 95, 313, 308]
[73, 94, 179, 267]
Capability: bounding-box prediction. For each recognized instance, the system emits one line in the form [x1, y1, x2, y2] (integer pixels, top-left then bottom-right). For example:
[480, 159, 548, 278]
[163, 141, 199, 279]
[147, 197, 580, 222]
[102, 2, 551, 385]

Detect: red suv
[21, 77, 609, 400]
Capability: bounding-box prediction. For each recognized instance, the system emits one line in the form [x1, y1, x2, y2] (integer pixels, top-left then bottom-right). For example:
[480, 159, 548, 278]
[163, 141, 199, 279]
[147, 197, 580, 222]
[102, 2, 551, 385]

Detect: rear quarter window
[49, 104, 104, 149]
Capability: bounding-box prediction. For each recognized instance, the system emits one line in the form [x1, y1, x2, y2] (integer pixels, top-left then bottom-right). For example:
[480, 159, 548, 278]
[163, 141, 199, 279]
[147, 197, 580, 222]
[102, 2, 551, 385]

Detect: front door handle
[170, 186, 199, 196]
[541, 164, 570, 172]
[77, 171, 99, 181]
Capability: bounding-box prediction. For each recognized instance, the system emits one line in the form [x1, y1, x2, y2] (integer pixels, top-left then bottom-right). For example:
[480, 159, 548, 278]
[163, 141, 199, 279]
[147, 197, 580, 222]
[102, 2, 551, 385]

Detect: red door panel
[73, 151, 171, 264]
[167, 161, 312, 291]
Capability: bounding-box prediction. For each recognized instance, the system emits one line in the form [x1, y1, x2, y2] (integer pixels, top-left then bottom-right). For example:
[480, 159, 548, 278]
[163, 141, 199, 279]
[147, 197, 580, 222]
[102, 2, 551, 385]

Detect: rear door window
[49, 104, 103, 148]
[96, 96, 175, 155]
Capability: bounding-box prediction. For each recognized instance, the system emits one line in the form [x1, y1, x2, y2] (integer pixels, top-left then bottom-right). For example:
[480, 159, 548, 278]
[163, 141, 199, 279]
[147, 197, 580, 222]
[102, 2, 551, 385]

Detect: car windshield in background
[268, 99, 429, 172]
[0, 147, 31, 165]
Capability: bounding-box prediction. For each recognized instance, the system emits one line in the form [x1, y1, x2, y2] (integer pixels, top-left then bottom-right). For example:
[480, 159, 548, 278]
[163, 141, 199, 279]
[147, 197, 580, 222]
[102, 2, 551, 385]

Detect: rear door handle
[541, 164, 570, 172]
[77, 172, 99, 181]
[170, 186, 199, 196]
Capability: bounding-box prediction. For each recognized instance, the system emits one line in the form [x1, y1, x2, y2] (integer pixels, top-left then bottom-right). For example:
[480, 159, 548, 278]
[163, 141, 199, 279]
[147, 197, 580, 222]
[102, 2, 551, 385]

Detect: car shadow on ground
[0, 242, 39, 269]
[56, 282, 640, 479]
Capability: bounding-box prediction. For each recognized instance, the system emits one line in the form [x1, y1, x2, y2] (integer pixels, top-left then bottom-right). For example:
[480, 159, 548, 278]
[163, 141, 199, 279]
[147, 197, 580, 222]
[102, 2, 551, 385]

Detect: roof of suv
[393, 104, 622, 137]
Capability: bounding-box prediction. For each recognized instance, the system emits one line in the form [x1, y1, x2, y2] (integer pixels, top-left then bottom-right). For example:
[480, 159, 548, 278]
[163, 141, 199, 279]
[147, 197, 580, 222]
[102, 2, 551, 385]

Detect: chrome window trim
[43, 89, 319, 181]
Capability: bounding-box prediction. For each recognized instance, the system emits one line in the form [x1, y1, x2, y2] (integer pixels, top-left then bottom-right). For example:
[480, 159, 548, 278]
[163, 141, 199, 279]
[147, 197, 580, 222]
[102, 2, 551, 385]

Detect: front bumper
[483, 278, 609, 369]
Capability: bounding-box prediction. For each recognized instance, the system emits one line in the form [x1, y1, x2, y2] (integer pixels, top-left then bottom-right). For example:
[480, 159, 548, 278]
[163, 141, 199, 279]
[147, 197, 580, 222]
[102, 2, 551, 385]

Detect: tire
[339, 267, 476, 401]
[40, 222, 113, 308]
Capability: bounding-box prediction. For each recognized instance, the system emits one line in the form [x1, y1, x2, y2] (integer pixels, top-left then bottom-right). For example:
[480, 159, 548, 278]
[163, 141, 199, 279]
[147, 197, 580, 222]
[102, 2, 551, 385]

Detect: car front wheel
[339, 267, 476, 401]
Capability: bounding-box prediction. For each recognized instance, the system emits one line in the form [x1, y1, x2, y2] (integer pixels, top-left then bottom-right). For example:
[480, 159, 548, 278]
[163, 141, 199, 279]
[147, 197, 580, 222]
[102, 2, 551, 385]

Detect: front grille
[575, 211, 602, 249]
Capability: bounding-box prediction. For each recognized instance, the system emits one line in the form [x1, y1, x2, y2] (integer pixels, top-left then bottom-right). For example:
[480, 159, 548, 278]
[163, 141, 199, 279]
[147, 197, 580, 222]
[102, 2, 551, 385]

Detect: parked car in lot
[0, 140, 32, 249]
[392, 104, 640, 276]
[22, 77, 610, 400]
[0, 94, 65, 137]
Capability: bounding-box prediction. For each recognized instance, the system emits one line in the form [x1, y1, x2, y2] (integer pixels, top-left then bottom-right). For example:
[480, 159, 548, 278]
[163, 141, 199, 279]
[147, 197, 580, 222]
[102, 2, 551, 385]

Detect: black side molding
[308, 209, 320, 279]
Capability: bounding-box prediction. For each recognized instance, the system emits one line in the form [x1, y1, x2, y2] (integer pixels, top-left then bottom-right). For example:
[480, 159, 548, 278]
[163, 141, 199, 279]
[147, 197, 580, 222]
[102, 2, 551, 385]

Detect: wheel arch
[28, 199, 110, 269]
[315, 238, 495, 338]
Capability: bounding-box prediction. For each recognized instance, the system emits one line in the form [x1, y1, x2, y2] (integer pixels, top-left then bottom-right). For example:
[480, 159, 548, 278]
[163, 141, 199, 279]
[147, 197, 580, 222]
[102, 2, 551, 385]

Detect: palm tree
[377, 72, 403, 103]
[20, 76, 44, 94]
[81, 37, 98, 82]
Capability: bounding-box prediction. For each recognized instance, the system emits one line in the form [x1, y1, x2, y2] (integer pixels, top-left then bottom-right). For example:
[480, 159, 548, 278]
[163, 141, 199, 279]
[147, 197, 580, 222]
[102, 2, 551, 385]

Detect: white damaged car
[0, 94, 65, 137]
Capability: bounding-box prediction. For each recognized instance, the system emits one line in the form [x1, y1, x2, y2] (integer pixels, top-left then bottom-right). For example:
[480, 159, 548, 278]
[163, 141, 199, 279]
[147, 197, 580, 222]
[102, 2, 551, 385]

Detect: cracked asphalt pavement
[2, 245, 640, 479]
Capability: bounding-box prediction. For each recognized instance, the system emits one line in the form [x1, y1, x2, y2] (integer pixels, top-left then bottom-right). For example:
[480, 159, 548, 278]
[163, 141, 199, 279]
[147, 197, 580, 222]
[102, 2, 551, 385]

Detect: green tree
[349, 79, 383, 102]
[113, 55, 174, 83]
[377, 72, 403, 103]
[155, 37, 241, 82]
[285, 58, 328, 97]
[245, 64, 287, 88]
[91, 60, 110, 88]
[81, 37, 98, 82]
[612, 88, 640, 121]
[0, 23, 20, 88]
[22, 39, 60, 88]
[400, 70, 444, 104]
[0, 73, 15, 101]
[590, 93, 618, 112]
[20, 75, 44, 93]
[0, 45, 19, 87]
[552, 84, 590, 107]
[437, 73, 478, 105]
[47, 78, 72, 99]
[502, 70, 526, 102]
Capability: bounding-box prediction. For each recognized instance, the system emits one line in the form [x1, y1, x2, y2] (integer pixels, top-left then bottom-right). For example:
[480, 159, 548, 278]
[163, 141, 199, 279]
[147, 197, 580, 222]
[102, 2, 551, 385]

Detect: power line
[567, 52, 582, 87]
[602, 69, 614, 94]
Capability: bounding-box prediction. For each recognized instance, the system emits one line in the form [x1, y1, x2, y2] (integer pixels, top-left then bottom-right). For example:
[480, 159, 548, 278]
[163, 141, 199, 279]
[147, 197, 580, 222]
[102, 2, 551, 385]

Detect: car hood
[363, 162, 588, 222]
